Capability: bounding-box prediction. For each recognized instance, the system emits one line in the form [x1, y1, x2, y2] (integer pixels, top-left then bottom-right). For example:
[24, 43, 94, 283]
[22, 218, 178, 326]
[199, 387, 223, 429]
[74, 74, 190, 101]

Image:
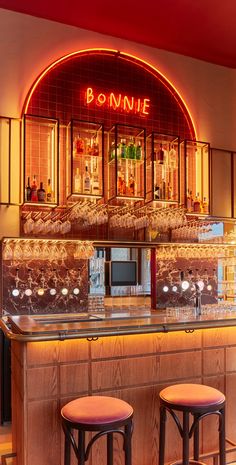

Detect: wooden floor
[0, 424, 12, 465]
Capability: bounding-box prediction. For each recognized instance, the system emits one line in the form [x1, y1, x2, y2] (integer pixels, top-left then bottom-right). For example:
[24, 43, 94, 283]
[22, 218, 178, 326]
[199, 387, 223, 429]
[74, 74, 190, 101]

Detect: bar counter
[2, 308, 236, 465]
[2, 307, 236, 341]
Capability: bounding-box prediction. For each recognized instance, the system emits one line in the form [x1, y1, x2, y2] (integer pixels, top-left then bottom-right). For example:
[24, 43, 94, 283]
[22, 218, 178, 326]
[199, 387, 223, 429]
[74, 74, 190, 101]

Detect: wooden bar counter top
[2, 307, 236, 465]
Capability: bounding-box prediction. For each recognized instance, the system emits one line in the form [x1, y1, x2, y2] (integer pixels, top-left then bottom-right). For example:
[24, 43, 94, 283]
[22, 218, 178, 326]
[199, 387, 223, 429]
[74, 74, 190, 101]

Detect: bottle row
[186, 190, 208, 214]
[24, 117, 210, 213]
[25, 176, 54, 203]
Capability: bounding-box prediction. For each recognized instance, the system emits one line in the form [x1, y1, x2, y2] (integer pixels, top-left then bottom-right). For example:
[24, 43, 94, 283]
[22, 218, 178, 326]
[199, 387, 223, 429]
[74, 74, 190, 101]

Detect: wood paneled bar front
[2, 311, 236, 465]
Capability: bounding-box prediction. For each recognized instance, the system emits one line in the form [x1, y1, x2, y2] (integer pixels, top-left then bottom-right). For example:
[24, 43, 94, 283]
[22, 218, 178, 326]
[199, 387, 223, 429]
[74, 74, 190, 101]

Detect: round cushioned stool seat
[160, 383, 225, 408]
[61, 396, 133, 425]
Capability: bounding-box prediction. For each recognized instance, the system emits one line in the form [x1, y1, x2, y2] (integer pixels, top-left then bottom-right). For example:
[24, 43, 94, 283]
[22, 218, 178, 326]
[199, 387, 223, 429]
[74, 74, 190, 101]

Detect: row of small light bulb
[162, 280, 212, 293]
[11, 287, 80, 298]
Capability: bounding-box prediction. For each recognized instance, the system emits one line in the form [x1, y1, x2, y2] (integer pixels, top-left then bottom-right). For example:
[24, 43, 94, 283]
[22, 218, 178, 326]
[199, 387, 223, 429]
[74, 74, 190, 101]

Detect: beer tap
[25, 268, 33, 297]
[12, 268, 20, 297]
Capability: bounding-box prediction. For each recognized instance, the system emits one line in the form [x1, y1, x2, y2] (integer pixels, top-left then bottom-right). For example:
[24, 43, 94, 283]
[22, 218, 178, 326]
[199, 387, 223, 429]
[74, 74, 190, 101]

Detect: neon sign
[85, 87, 150, 116]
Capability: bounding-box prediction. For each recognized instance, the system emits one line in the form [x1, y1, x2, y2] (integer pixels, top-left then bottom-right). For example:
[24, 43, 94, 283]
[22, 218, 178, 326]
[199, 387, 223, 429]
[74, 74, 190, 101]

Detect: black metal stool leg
[219, 407, 226, 465]
[159, 405, 166, 465]
[182, 411, 189, 465]
[193, 413, 200, 461]
[78, 430, 86, 465]
[64, 424, 71, 465]
[107, 432, 113, 465]
[124, 420, 132, 465]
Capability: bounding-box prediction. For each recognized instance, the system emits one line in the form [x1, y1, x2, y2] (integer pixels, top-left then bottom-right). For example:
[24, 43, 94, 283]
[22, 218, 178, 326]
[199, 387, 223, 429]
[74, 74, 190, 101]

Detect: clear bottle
[31, 175, 38, 202]
[25, 176, 31, 201]
[169, 144, 177, 169]
[202, 197, 208, 214]
[46, 179, 54, 203]
[37, 182, 46, 202]
[74, 168, 81, 193]
[92, 168, 100, 195]
[193, 192, 201, 213]
[83, 165, 91, 194]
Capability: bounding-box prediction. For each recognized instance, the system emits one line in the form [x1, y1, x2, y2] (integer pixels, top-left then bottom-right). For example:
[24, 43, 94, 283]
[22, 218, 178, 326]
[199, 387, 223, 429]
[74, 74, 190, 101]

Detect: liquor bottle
[161, 179, 166, 199]
[37, 182, 46, 202]
[202, 197, 208, 214]
[110, 141, 116, 160]
[92, 168, 100, 195]
[120, 139, 127, 159]
[92, 134, 99, 156]
[127, 137, 136, 159]
[46, 178, 54, 203]
[193, 193, 201, 213]
[136, 141, 142, 160]
[167, 183, 172, 200]
[186, 189, 192, 212]
[128, 173, 135, 195]
[31, 175, 38, 202]
[85, 137, 92, 156]
[169, 144, 177, 169]
[118, 170, 126, 195]
[157, 143, 164, 164]
[25, 177, 31, 201]
[75, 134, 84, 155]
[74, 168, 81, 192]
[83, 164, 91, 194]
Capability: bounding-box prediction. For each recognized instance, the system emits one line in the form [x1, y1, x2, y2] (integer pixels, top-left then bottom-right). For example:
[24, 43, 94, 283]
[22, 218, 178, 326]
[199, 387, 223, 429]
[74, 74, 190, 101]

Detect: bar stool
[159, 383, 226, 465]
[61, 395, 133, 465]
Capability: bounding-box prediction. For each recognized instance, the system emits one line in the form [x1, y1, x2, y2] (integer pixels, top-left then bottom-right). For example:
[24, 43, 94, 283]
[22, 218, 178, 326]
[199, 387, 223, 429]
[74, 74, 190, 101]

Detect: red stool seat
[61, 395, 133, 425]
[160, 383, 225, 408]
[61, 395, 133, 465]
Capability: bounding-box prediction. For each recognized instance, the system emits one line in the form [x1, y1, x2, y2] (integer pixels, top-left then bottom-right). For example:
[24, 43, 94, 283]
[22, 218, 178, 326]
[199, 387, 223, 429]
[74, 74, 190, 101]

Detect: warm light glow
[172, 285, 178, 292]
[163, 285, 169, 292]
[23, 49, 197, 138]
[73, 288, 80, 295]
[61, 287, 69, 296]
[12, 289, 20, 297]
[50, 288, 57, 296]
[181, 280, 190, 291]
[25, 289, 33, 296]
[197, 280, 205, 291]
[85, 87, 150, 115]
[37, 288, 45, 296]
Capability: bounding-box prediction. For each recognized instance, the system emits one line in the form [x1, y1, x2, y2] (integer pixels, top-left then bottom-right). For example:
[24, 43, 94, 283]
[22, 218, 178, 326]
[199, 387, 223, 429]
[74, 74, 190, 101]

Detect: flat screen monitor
[110, 261, 137, 286]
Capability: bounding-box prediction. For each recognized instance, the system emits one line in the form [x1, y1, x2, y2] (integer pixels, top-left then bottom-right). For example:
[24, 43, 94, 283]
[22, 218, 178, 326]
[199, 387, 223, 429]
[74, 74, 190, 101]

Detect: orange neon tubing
[23, 48, 197, 139]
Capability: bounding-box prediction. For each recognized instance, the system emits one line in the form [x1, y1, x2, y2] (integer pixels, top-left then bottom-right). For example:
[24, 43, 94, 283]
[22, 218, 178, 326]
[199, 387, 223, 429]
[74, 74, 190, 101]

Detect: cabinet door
[211, 148, 232, 218]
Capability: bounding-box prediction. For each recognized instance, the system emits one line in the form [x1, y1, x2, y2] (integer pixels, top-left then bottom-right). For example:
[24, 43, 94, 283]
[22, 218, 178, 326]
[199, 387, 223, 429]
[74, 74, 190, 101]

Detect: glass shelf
[180, 139, 210, 215]
[107, 124, 145, 202]
[24, 115, 59, 206]
[67, 120, 104, 199]
[146, 132, 179, 204]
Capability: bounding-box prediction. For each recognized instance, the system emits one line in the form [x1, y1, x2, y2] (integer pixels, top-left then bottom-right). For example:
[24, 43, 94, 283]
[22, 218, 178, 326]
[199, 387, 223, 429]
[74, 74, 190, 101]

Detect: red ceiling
[1, 0, 236, 68]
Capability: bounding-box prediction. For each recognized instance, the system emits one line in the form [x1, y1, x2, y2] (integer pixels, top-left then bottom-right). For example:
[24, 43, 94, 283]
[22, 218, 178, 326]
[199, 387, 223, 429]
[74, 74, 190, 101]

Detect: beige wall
[0, 8, 235, 150]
